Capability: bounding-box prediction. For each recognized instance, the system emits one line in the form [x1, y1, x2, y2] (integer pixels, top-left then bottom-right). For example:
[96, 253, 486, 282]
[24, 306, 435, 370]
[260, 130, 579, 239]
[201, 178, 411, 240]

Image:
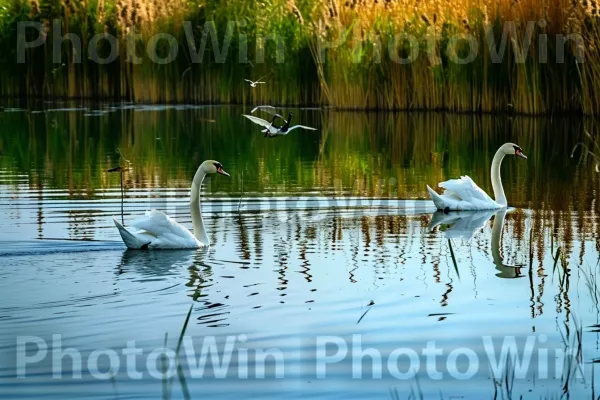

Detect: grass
[387, 320, 586, 399]
[1, 0, 599, 114]
[158, 303, 193, 400]
[447, 239, 460, 279]
[572, 130, 600, 172]
[106, 147, 130, 225]
[551, 247, 562, 279]
[583, 260, 600, 313]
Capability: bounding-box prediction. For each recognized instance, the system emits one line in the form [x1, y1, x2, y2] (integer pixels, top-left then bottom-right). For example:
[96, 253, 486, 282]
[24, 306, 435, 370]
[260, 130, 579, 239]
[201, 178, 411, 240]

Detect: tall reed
[1, 0, 599, 114]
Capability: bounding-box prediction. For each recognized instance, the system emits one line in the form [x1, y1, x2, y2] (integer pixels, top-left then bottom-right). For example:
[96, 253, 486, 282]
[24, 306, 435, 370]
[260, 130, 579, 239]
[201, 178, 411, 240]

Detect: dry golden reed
[4, 0, 600, 114]
[114, 0, 187, 30]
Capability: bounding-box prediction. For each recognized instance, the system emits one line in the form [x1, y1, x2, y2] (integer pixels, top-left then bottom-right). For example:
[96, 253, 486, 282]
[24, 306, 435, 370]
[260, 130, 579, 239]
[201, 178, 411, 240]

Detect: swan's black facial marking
[512, 145, 522, 155]
[213, 162, 230, 177]
[512, 145, 527, 159]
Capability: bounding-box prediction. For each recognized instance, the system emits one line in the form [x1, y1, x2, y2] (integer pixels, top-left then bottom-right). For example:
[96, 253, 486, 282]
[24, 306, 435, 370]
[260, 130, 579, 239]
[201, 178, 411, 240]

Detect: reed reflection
[1, 106, 595, 324]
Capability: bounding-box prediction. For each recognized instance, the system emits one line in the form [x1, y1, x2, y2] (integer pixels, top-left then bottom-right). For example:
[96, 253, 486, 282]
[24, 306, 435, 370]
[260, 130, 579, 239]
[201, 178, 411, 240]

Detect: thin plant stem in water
[109, 366, 119, 400]
[108, 148, 130, 225]
[162, 333, 168, 400]
[447, 239, 460, 279]
[165, 303, 194, 400]
[238, 170, 244, 213]
[120, 169, 124, 225]
[552, 247, 563, 281]
[107, 165, 125, 225]
[356, 301, 374, 325]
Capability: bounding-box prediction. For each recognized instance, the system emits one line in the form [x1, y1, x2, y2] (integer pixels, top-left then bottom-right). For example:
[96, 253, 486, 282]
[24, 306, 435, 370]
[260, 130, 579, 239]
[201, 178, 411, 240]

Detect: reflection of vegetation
[0, 108, 596, 206]
[2, 0, 600, 113]
[572, 130, 600, 173]
[0, 107, 598, 263]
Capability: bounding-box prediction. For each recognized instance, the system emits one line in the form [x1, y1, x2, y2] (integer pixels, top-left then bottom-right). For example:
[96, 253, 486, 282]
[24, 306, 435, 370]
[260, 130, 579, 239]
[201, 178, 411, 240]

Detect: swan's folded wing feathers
[130, 210, 170, 232]
[440, 189, 461, 201]
[439, 176, 495, 204]
[130, 210, 197, 243]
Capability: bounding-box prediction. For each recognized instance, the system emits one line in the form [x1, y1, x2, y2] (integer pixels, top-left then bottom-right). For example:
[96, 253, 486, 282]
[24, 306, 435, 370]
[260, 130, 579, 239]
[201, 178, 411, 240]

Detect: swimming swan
[113, 160, 230, 249]
[427, 143, 527, 211]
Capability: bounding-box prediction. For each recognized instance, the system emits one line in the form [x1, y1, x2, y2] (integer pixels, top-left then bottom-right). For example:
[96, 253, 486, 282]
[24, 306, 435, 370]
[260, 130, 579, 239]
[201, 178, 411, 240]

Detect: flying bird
[243, 112, 317, 138]
[243, 113, 286, 136]
[244, 76, 267, 88]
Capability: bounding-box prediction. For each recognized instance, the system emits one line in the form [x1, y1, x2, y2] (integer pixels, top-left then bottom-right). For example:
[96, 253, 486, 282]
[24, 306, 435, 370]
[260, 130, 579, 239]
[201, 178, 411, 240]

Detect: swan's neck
[190, 168, 209, 245]
[491, 209, 506, 266]
[282, 114, 292, 131]
[491, 148, 507, 206]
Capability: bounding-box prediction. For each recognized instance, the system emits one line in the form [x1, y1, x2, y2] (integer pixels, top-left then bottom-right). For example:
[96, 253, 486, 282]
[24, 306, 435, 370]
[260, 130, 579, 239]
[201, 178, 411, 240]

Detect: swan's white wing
[242, 114, 274, 128]
[287, 125, 318, 132]
[439, 176, 497, 206]
[130, 210, 192, 239]
[129, 210, 200, 249]
[428, 176, 503, 211]
[114, 217, 152, 249]
[244, 79, 253, 83]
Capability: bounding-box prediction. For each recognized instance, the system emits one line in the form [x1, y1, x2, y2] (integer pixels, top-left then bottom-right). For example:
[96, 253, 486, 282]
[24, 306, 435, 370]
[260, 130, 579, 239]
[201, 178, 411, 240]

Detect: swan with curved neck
[114, 160, 230, 249]
[427, 143, 527, 211]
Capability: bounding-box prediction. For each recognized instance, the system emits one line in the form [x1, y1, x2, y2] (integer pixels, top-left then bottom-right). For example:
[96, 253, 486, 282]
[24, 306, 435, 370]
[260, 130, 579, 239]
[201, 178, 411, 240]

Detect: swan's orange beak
[516, 149, 527, 159]
[217, 167, 230, 177]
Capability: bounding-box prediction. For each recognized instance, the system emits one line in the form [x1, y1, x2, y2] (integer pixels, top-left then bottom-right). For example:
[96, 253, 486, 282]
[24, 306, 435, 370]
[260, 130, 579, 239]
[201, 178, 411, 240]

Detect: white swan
[427, 143, 527, 211]
[113, 160, 230, 249]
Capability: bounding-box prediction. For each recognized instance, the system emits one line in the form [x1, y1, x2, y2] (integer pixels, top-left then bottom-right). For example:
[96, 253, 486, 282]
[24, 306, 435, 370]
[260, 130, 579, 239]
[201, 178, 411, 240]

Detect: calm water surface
[0, 105, 599, 399]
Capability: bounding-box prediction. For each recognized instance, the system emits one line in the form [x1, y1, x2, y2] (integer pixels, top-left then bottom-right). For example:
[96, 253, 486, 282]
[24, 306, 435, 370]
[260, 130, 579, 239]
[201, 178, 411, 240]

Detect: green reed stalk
[1, 0, 598, 114]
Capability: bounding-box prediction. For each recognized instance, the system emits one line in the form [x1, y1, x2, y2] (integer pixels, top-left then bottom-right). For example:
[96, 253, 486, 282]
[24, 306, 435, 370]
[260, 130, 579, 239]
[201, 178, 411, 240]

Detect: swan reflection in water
[116, 248, 211, 279]
[428, 208, 523, 278]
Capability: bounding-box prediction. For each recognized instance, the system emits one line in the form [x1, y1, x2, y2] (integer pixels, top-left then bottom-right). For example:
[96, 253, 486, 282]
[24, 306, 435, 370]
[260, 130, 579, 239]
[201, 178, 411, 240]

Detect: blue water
[0, 106, 598, 399]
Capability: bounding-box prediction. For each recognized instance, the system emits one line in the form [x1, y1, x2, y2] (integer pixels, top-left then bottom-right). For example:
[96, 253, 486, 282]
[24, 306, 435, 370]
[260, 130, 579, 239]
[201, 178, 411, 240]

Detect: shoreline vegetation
[0, 0, 599, 114]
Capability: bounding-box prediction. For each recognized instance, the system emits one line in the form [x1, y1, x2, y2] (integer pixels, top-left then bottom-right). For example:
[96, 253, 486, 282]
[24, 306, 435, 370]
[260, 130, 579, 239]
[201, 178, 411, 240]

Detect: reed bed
[1, 0, 599, 114]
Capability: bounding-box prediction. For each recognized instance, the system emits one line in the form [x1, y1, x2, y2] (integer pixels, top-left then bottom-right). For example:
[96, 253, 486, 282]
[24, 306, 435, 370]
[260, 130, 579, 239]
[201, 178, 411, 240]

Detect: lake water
[0, 104, 599, 399]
